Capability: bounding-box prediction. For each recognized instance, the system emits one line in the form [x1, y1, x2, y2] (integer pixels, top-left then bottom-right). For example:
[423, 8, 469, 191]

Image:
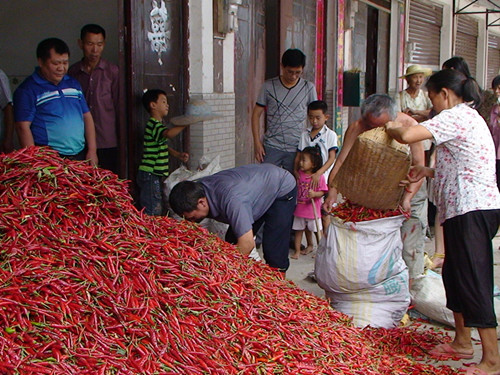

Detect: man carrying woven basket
[323, 94, 426, 283]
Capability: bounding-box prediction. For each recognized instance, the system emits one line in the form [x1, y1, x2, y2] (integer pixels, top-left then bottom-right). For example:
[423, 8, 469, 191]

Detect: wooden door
[234, 0, 266, 166]
[125, 0, 187, 194]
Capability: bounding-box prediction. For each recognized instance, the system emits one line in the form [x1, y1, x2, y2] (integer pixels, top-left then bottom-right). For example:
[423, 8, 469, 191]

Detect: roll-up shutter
[408, 0, 442, 68]
[488, 33, 500, 87]
[455, 15, 478, 78]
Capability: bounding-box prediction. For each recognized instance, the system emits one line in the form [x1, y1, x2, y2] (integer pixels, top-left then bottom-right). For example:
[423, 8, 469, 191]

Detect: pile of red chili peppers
[329, 200, 410, 223]
[0, 147, 459, 374]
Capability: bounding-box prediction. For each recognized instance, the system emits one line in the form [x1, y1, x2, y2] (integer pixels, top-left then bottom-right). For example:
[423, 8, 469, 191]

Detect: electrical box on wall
[343, 71, 365, 107]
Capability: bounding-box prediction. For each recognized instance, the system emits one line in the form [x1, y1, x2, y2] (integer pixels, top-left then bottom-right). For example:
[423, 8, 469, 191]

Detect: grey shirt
[257, 77, 317, 152]
[200, 163, 296, 238]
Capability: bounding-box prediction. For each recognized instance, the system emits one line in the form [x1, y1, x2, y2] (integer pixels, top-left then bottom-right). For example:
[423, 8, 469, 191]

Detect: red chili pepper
[0, 147, 458, 374]
[330, 200, 408, 222]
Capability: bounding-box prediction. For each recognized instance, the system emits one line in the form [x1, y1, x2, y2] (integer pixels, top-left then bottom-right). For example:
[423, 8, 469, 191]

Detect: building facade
[1, 0, 500, 184]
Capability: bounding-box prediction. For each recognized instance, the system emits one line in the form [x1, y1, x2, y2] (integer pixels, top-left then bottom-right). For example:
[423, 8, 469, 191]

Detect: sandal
[428, 343, 474, 359]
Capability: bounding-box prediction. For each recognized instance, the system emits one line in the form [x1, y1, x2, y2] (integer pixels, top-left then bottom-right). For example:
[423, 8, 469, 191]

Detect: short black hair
[308, 100, 328, 114]
[142, 89, 167, 112]
[36, 38, 70, 61]
[492, 75, 500, 90]
[301, 146, 323, 173]
[80, 24, 106, 40]
[169, 180, 206, 217]
[281, 49, 306, 68]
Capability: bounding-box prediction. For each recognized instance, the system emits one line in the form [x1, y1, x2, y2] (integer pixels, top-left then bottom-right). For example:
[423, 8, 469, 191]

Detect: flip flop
[428, 343, 474, 359]
[466, 365, 500, 375]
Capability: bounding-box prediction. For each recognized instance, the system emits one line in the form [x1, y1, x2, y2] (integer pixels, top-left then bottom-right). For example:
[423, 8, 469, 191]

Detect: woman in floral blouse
[386, 69, 500, 375]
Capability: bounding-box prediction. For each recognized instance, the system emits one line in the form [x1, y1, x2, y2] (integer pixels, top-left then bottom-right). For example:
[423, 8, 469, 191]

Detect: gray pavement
[281, 230, 500, 371]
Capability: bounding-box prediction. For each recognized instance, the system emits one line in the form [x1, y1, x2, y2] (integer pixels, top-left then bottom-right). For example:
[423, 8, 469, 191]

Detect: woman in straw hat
[396, 64, 433, 123]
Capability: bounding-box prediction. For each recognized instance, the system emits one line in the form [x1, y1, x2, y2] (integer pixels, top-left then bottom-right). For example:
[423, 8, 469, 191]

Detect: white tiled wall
[188, 93, 236, 171]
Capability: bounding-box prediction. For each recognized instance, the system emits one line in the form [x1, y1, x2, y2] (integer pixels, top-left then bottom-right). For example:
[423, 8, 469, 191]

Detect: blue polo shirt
[200, 164, 296, 238]
[14, 68, 89, 155]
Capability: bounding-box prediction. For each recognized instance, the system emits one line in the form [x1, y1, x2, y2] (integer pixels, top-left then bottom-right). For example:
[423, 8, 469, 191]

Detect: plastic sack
[411, 270, 454, 326]
[164, 155, 229, 239]
[315, 215, 410, 328]
[164, 155, 221, 198]
[411, 270, 500, 338]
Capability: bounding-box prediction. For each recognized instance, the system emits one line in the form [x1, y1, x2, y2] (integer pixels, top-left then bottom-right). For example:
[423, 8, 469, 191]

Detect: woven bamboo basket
[333, 127, 411, 210]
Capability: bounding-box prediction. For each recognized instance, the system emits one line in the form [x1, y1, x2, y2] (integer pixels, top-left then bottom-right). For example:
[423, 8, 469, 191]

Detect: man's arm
[315, 149, 336, 178]
[402, 140, 425, 210]
[16, 121, 34, 148]
[293, 151, 301, 179]
[389, 113, 429, 209]
[386, 121, 434, 210]
[236, 229, 255, 255]
[83, 112, 98, 166]
[323, 122, 361, 209]
[251, 105, 266, 163]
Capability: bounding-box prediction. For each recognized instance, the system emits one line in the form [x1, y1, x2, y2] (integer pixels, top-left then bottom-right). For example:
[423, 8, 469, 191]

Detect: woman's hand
[408, 165, 434, 182]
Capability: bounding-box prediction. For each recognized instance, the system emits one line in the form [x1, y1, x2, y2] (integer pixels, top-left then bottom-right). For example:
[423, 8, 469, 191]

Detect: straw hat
[399, 64, 432, 78]
[170, 99, 222, 126]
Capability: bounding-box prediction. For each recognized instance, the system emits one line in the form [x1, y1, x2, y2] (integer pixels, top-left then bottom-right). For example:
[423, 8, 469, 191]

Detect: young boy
[137, 89, 189, 216]
[294, 100, 338, 248]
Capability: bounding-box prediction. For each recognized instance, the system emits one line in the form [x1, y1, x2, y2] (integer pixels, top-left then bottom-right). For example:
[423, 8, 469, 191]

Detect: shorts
[292, 216, 322, 232]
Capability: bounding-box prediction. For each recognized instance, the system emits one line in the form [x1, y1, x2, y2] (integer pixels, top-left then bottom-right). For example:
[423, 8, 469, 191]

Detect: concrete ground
[281, 229, 500, 372]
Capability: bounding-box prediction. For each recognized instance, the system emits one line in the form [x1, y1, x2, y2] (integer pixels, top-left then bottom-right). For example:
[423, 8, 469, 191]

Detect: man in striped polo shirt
[14, 38, 97, 165]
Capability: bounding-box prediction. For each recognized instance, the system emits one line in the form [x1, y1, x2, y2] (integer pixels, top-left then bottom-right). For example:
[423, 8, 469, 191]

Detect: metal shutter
[455, 15, 478, 78]
[488, 33, 500, 87]
[408, 0, 443, 68]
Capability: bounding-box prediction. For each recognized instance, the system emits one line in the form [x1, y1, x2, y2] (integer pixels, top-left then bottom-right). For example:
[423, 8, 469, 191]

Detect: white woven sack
[164, 155, 228, 239]
[411, 270, 500, 338]
[315, 215, 410, 328]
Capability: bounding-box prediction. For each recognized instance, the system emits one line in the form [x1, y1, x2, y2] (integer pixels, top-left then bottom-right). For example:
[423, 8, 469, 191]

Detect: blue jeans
[137, 170, 164, 216]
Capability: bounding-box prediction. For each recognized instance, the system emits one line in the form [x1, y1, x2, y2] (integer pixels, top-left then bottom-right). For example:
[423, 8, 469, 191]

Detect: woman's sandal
[428, 343, 474, 359]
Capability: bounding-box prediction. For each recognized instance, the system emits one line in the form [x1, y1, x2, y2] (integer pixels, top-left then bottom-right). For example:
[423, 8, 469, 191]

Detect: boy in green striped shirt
[137, 89, 189, 215]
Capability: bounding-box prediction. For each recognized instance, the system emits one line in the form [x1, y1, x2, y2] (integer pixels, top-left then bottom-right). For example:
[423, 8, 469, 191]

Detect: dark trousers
[226, 186, 297, 272]
[443, 209, 500, 328]
[59, 149, 86, 161]
[496, 159, 500, 192]
[98, 147, 119, 175]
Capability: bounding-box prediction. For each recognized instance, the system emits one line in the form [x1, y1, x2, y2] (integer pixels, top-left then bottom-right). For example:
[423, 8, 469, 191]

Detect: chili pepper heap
[0, 147, 458, 374]
[329, 200, 410, 222]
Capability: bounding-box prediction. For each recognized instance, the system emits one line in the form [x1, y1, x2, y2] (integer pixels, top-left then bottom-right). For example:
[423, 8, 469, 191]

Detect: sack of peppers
[0, 147, 459, 374]
[329, 200, 410, 222]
